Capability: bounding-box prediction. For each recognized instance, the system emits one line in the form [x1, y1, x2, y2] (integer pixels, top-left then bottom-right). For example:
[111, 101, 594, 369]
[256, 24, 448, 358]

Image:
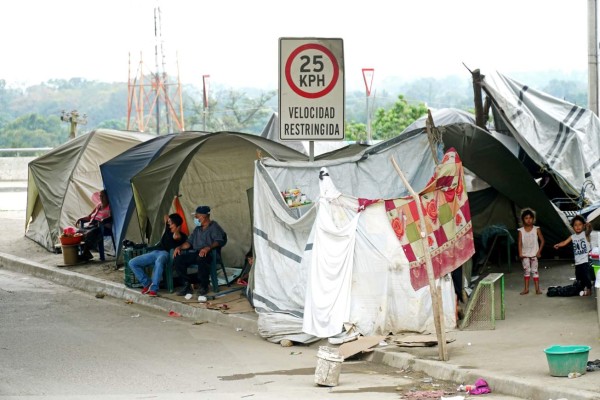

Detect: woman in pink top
[76, 190, 111, 261]
[517, 208, 545, 295]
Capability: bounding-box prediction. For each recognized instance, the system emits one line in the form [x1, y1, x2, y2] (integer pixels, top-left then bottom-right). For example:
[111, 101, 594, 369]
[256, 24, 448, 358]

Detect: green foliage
[0, 113, 66, 148]
[344, 121, 367, 142]
[184, 88, 275, 134]
[371, 95, 428, 140]
[0, 72, 590, 150]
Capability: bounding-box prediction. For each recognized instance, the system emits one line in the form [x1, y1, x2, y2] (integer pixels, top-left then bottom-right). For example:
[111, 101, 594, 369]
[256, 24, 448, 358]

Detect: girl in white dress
[518, 208, 545, 295]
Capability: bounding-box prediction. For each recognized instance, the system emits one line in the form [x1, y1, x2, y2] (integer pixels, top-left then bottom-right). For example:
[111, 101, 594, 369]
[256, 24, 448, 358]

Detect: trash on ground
[339, 335, 387, 359]
[124, 299, 133, 304]
[95, 292, 105, 299]
[192, 320, 207, 325]
[392, 334, 456, 347]
[587, 359, 600, 372]
[168, 310, 181, 317]
[458, 378, 491, 395]
[130, 314, 140, 318]
[280, 339, 293, 347]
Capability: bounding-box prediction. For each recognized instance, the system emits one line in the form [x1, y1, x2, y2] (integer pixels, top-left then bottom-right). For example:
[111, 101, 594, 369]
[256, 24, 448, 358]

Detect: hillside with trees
[0, 70, 588, 151]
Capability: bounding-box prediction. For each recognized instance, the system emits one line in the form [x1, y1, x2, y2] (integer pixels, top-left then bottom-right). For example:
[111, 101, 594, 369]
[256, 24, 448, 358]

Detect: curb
[371, 349, 599, 400]
[0, 252, 259, 335]
[2, 251, 599, 400]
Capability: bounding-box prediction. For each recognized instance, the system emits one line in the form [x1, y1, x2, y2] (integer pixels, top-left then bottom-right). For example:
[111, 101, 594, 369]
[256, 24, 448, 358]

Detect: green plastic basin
[543, 345, 591, 377]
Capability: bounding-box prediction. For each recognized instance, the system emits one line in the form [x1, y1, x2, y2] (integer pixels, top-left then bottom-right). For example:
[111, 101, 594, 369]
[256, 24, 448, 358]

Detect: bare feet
[536, 290, 542, 295]
[520, 290, 529, 295]
[583, 289, 592, 296]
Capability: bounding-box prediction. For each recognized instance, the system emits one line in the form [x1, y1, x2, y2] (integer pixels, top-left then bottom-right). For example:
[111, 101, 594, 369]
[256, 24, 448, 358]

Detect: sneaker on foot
[197, 286, 209, 296]
[141, 286, 151, 295]
[177, 285, 193, 296]
[148, 291, 157, 297]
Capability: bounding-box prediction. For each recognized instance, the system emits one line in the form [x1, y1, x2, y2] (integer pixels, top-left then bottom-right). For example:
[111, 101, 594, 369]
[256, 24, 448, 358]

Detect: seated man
[173, 205, 226, 296]
[128, 213, 188, 297]
[76, 189, 111, 261]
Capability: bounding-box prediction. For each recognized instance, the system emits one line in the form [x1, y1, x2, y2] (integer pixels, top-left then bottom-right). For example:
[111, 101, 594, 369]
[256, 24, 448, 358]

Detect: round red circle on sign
[285, 43, 339, 99]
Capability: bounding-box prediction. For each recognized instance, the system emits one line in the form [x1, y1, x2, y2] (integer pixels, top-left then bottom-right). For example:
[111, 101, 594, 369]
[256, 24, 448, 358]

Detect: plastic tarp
[252, 133, 457, 340]
[398, 110, 569, 245]
[25, 129, 153, 251]
[481, 71, 600, 203]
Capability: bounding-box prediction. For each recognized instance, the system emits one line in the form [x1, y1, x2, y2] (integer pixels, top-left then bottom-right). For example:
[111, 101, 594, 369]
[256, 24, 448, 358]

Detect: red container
[60, 234, 83, 246]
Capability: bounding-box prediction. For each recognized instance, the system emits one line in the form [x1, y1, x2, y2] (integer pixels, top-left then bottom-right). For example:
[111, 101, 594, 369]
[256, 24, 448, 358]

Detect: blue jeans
[128, 250, 169, 292]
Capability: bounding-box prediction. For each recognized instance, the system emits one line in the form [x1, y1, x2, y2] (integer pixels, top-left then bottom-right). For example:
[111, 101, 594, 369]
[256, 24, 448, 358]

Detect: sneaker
[147, 291, 157, 297]
[177, 284, 193, 296]
[197, 286, 209, 296]
[141, 286, 150, 295]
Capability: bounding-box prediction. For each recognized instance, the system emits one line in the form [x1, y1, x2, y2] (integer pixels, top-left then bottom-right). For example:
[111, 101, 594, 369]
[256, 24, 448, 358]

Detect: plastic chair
[79, 219, 115, 261]
[97, 222, 116, 261]
[170, 247, 230, 293]
[123, 245, 175, 293]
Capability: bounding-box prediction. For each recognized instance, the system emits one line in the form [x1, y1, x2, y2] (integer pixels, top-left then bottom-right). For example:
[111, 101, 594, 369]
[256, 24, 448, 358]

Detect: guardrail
[0, 148, 52, 157]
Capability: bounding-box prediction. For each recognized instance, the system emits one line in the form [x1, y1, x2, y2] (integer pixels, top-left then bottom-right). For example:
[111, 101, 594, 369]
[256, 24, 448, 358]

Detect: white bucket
[314, 346, 343, 386]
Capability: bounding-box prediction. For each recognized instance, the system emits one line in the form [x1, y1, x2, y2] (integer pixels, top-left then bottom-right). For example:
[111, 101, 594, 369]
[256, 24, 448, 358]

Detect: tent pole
[390, 156, 449, 361]
[425, 110, 440, 165]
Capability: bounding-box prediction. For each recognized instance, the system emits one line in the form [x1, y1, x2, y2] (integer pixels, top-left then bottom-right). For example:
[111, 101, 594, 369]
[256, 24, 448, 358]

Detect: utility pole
[588, 0, 599, 115]
[60, 110, 87, 140]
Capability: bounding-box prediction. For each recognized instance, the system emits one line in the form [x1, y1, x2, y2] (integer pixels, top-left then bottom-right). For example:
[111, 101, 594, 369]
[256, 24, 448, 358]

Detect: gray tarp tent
[398, 108, 569, 244]
[481, 71, 600, 204]
[26, 129, 153, 251]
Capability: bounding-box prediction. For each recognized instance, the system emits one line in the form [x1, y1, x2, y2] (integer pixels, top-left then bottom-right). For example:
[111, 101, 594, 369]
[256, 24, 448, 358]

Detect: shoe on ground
[197, 286, 209, 296]
[78, 251, 94, 261]
[177, 285, 193, 296]
[148, 291, 157, 297]
[141, 286, 150, 295]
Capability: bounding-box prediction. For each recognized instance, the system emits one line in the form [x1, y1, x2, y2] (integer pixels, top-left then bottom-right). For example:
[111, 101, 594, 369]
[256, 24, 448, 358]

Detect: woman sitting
[76, 190, 111, 261]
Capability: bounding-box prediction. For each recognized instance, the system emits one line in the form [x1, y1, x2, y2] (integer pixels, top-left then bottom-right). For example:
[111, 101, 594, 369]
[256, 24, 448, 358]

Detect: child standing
[518, 208, 545, 295]
[554, 215, 593, 296]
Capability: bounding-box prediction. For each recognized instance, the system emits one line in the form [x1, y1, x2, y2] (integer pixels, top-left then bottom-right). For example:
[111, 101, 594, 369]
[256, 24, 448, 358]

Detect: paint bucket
[314, 346, 343, 386]
[61, 244, 79, 265]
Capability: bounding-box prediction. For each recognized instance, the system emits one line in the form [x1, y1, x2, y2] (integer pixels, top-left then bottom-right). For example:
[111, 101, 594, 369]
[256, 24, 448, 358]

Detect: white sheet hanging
[302, 194, 359, 337]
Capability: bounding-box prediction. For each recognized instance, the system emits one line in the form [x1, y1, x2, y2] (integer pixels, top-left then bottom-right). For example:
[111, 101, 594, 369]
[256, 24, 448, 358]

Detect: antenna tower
[127, 5, 185, 134]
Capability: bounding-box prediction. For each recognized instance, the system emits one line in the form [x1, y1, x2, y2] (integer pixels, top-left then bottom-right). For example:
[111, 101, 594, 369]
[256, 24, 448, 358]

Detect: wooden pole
[471, 69, 486, 129]
[425, 110, 440, 165]
[390, 157, 449, 361]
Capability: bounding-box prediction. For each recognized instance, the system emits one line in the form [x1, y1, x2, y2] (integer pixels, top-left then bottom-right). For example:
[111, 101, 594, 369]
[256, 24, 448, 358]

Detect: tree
[185, 88, 275, 134]
[371, 95, 428, 140]
[0, 113, 66, 149]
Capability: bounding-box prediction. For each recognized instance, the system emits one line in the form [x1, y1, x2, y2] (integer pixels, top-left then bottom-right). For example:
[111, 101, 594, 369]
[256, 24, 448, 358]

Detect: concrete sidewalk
[1, 210, 599, 400]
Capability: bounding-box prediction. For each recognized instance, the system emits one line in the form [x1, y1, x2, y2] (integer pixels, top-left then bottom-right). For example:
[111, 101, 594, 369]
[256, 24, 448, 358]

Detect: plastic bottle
[457, 384, 475, 392]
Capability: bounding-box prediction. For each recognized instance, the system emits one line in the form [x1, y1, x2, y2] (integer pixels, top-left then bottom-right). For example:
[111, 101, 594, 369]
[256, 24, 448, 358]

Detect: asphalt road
[0, 268, 479, 400]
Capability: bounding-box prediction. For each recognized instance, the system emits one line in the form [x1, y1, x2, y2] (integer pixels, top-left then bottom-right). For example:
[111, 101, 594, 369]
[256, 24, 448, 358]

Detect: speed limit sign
[279, 38, 345, 141]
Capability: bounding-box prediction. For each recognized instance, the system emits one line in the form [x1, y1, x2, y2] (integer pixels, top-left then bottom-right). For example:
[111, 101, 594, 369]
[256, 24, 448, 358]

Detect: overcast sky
[0, 0, 589, 91]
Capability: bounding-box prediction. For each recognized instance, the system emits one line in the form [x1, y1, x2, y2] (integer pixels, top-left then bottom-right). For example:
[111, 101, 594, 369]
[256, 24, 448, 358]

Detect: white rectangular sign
[279, 38, 345, 141]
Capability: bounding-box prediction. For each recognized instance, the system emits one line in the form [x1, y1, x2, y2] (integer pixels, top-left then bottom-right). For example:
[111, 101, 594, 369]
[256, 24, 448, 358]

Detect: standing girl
[518, 208, 545, 295]
[554, 215, 593, 296]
